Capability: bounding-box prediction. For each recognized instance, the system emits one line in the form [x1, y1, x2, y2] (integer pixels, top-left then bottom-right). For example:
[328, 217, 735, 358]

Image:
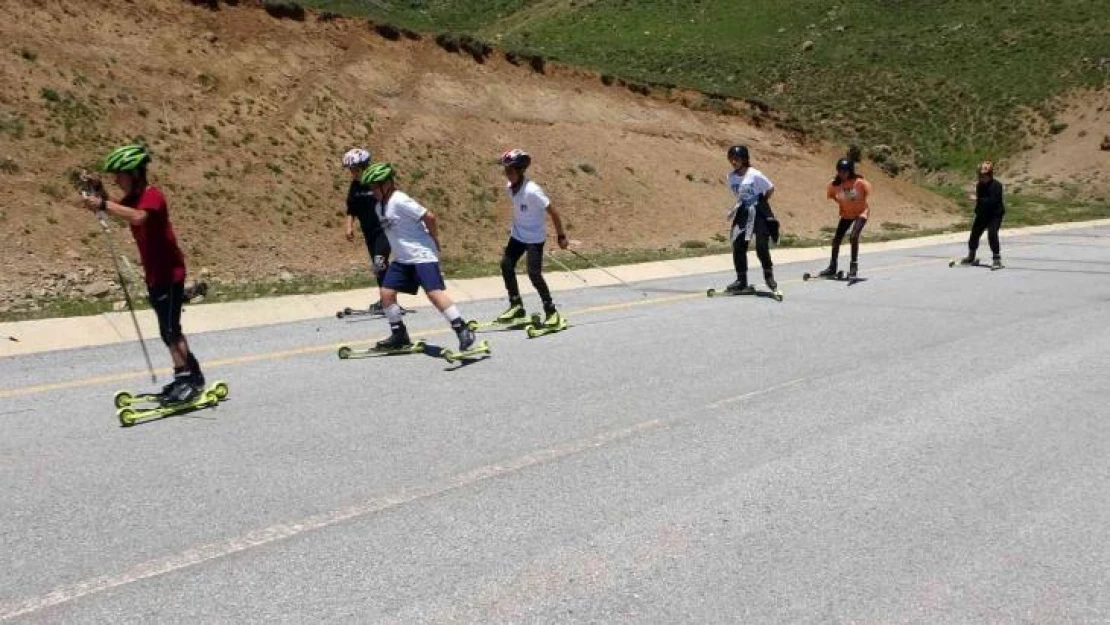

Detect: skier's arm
[344, 215, 356, 242]
[546, 205, 568, 249]
[79, 192, 150, 225]
[421, 211, 441, 251]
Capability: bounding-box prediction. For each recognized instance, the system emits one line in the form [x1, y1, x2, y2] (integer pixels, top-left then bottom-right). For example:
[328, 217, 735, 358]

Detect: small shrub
[0, 157, 18, 174]
[527, 54, 546, 74]
[262, 0, 305, 21]
[317, 11, 340, 21]
[577, 163, 596, 175]
[203, 125, 219, 138]
[374, 23, 401, 41]
[402, 29, 421, 40]
[600, 74, 615, 86]
[434, 32, 461, 53]
[680, 240, 707, 249]
[40, 88, 61, 103]
[18, 48, 37, 62]
[1049, 121, 1068, 134]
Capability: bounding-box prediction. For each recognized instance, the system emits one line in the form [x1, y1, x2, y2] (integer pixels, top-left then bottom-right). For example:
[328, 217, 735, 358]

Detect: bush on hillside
[374, 23, 402, 41]
[262, 0, 305, 21]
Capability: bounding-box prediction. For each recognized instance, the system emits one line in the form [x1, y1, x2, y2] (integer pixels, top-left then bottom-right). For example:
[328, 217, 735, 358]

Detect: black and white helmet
[500, 148, 532, 170]
[727, 145, 750, 161]
[342, 148, 372, 169]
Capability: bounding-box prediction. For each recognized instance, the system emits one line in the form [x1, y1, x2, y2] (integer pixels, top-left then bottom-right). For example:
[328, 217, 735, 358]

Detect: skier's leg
[151, 283, 200, 400]
[730, 221, 750, 287]
[987, 214, 1002, 257]
[966, 213, 988, 262]
[849, 216, 867, 266]
[829, 217, 852, 271]
[525, 242, 555, 313]
[420, 263, 475, 350]
[500, 238, 527, 305]
[756, 233, 776, 290]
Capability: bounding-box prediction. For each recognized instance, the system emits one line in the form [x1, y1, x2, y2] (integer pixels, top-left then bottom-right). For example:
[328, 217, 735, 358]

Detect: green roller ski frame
[114, 381, 229, 427]
[466, 314, 540, 333]
[442, 340, 492, 363]
[706, 286, 784, 302]
[525, 316, 569, 338]
[337, 340, 427, 359]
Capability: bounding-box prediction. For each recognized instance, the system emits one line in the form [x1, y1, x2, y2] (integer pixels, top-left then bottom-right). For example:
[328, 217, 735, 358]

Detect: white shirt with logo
[507, 179, 551, 244]
[727, 167, 774, 240]
[375, 190, 438, 264]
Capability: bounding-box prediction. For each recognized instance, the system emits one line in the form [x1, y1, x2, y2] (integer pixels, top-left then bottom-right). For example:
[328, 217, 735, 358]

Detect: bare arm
[763, 187, 775, 202]
[345, 215, 356, 241]
[546, 205, 568, 248]
[421, 211, 441, 250]
[80, 192, 149, 225]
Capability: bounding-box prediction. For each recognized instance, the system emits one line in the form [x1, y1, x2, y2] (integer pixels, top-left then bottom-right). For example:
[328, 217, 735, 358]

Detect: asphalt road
[2, 227, 1109, 624]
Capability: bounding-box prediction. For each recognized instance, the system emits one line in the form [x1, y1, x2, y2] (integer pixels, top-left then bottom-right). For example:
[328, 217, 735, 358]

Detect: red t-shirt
[123, 186, 186, 287]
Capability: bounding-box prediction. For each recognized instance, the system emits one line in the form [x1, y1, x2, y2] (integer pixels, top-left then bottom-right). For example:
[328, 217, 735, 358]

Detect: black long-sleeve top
[975, 179, 1005, 217]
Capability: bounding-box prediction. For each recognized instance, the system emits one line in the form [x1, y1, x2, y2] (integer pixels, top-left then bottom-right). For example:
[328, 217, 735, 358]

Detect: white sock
[385, 304, 403, 324]
[441, 305, 461, 323]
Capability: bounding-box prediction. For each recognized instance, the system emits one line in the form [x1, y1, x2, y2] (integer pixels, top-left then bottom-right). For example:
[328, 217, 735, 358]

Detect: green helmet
[361, 162, 395, 185]
[101, 145, 151, 173]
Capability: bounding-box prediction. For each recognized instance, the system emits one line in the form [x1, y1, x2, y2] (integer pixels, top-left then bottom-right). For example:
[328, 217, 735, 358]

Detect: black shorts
[147, 282, 185, 344]
[365, 230, 391, 273]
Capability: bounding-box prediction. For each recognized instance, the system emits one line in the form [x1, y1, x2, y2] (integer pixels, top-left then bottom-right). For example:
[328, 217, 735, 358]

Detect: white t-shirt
[507, 179, 551, 244]
[727, 167, 774, 210]
[375, 190, 438, 264]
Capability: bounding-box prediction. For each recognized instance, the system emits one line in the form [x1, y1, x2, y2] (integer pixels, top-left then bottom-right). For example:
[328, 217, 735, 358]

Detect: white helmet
[342, 148, 372, 169]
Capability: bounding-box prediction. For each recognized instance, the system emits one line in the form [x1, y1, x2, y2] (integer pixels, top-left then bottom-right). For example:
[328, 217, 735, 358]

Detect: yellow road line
[0, 258, 937, 399]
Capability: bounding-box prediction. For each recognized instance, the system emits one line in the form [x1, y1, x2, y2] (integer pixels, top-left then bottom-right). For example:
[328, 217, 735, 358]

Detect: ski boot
[848, 262, 859, 279]
[375, 325, 414, 351]
[818, 265, 838, 279]
[443, 322, 491, 362]
[725, 279, 753, 295]
[526, 306, 568, 338]
[959, 255, 977, 266]
[161, 377, 201, 405]
[991, 256, 1003, 270]
[764, 272, 784, 302]
[495, 301, 527, 324]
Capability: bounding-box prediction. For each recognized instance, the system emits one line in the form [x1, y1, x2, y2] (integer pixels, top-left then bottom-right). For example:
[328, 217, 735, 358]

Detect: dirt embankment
[0, 0, 956, 313]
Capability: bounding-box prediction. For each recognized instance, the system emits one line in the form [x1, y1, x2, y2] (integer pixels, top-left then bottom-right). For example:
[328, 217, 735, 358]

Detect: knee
[849, 233, 861, 245]
[500, 256, 516, 273]
[159, 325, 183, 347]
[527, 268, 544, 283]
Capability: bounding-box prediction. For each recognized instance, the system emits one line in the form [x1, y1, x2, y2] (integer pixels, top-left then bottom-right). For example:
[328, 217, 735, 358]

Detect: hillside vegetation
[303, 0, 1110, 171]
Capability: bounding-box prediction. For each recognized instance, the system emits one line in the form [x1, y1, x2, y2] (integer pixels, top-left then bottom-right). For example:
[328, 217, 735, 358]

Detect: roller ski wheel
[442, 340, 492, 363]
[337, 340, 427, 359]
[949, 257, 983, 268]
[115, 385, 224, 427]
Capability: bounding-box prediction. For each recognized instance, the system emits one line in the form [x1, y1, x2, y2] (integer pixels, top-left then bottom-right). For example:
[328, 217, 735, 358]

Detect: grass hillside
[303, 0, 1110, 172]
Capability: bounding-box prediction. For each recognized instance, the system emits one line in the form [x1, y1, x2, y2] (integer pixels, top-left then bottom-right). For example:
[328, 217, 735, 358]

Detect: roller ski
[948, 255, 1002, 270]
[442, 324, 491, 362]
[337, 332, 427, 359]
[525, 310, 568, 338]
[707, 279, 783, 302]
[466, 302, 538, 332]
[113, 380, 229, 427]
[803, 263, 864, 284]
[336, 302, 414, 319]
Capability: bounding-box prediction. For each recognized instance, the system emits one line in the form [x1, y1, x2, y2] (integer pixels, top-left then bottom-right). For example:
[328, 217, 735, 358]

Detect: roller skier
[724, 145, 781, 295]
[77, 145, 209, 405]
[957, 161, 1006, 269]
[490, 149, 569, 330]
[819, 157, 872, 279]
[341, 147, 406, 316]
[359, 163, 484, 358]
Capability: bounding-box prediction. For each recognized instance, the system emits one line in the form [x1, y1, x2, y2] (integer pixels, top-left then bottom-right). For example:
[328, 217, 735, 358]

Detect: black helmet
[836, 157, 854, 173]
[727, 145, 750, 161]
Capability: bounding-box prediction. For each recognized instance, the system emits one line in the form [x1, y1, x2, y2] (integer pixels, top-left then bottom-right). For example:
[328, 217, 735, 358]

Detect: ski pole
[96, 210, 157, 383]
[545, 250, 590, 285]
[2, 336, 17, 342]
[565, 248, 647, 297]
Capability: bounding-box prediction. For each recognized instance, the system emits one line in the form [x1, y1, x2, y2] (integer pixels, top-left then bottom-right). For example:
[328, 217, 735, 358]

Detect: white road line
[705, 378, 807, 409]
[0, 418, 666, 621]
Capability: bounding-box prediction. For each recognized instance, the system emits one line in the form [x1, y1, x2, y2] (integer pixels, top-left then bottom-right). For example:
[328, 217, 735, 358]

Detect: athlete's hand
[76, 190, 101, 212]
[557, 233, 569, 250]
[345, 226, 355, 242]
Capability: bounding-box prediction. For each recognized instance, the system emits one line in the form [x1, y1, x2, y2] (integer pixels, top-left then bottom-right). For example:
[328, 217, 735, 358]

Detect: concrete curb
[2, 218, 1108, 358]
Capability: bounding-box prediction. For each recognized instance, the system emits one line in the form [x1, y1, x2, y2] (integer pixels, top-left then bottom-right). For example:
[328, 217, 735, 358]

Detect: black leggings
[969, 213, 1003, 257]
[501, 238, 552, 306]
[732, 233, 773, 281]
[831, 217, 867, 266]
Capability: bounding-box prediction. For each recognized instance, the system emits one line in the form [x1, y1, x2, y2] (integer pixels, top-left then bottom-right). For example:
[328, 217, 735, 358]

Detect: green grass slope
[301, 0, 1109, 172]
